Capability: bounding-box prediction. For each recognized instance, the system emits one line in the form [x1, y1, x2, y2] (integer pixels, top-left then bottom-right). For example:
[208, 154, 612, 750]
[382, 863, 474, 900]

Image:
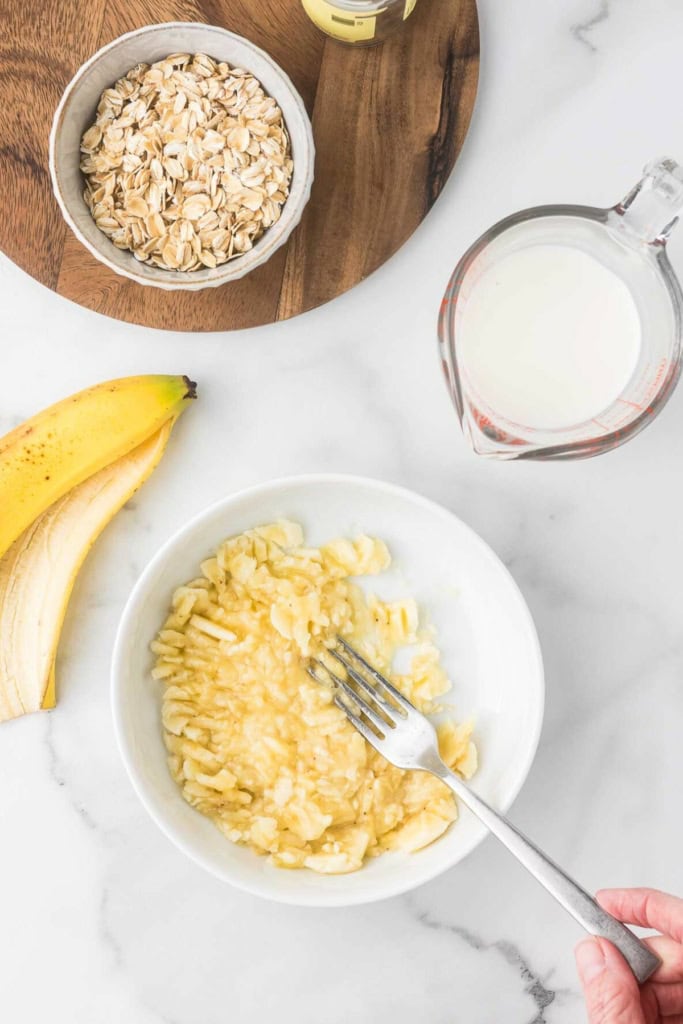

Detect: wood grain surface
[0, 0, 479, 331]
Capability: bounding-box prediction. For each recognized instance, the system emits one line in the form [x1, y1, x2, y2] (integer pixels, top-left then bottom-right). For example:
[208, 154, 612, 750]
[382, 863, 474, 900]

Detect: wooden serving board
[0, 0, 479, 331]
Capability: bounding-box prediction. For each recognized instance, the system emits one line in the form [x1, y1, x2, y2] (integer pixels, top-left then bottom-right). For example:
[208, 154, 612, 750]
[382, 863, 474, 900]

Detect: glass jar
[301, 0, 418, 46]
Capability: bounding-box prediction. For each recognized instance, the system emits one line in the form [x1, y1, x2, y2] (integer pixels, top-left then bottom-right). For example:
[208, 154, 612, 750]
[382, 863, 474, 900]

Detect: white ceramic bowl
[112, 475, 544, 906]
[49, 22, 315, 290]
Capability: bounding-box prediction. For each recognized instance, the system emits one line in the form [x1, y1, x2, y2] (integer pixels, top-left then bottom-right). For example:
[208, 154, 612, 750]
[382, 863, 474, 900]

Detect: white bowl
[49, 22, 315, 290]
[112, 475, 544, 906]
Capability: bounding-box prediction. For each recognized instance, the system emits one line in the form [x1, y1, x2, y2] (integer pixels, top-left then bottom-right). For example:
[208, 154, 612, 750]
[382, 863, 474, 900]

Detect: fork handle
[439, 768, 661, 983]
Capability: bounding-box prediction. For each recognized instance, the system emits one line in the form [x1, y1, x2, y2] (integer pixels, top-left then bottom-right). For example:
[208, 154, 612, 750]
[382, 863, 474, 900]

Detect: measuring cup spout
[612, 157, 683, 245]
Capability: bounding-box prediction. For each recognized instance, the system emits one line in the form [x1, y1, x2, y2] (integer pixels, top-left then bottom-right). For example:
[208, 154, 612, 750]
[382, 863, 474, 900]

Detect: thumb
[575, 937, 645, 1023]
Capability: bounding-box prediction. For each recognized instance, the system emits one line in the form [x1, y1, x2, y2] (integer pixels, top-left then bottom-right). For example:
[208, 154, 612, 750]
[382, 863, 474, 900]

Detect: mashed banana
[151, 522, 477, 873]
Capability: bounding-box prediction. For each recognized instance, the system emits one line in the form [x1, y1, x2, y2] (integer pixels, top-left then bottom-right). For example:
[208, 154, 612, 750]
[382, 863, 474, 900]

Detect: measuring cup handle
[612, 157, 683, 245]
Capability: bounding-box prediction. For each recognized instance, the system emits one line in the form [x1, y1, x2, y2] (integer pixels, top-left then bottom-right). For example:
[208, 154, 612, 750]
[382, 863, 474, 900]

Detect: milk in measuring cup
[457, 245, 642, 430]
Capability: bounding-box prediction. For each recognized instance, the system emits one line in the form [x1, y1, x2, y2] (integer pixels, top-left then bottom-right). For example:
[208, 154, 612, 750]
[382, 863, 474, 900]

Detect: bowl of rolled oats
[49, 22, 314, 288]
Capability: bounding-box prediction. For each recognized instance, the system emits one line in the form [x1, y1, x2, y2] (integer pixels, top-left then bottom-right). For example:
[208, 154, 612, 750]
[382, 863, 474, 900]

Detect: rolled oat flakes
[80, 52, 294, 272]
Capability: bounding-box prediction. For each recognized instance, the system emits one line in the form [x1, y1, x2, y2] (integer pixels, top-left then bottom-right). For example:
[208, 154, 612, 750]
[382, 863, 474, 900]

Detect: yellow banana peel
[0, 422, 177, 723]
[0, 374, 196, 559]
[0, 368, 197, 725]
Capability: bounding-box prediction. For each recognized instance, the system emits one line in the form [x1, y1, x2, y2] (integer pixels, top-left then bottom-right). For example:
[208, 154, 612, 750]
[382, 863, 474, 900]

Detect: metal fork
[308, 637, 661, 984]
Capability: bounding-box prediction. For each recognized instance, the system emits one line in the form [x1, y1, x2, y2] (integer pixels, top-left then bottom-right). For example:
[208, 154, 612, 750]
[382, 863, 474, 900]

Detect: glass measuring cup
[438, 158, 683, 460]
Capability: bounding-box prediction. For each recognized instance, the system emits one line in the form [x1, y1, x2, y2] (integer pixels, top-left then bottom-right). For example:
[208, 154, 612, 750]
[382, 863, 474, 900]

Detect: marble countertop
[2, 1, 683, 1021]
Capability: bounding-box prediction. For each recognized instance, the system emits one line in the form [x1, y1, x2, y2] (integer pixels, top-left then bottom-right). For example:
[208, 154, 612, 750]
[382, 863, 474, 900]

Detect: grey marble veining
[406, 897, 565, 1022]
[571, 0, 611, 52]
[2, 1, 683, 1021]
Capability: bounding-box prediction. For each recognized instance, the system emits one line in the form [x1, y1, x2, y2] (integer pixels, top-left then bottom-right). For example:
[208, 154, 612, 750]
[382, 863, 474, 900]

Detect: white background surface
[2, 1, 683, 1021]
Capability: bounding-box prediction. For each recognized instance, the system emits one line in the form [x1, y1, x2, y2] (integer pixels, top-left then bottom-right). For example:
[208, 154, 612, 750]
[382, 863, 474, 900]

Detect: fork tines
[306, 636, 413, 741]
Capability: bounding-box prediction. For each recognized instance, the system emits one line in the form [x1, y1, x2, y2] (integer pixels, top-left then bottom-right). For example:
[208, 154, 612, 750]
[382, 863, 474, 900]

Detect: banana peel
[0, 374, 196, 559]
[0, 422, 176, 724]
[43, 667, 56, 710]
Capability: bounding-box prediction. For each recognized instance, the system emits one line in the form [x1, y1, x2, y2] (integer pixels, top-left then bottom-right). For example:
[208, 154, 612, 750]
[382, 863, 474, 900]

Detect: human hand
[575, 889, 683, 1023]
